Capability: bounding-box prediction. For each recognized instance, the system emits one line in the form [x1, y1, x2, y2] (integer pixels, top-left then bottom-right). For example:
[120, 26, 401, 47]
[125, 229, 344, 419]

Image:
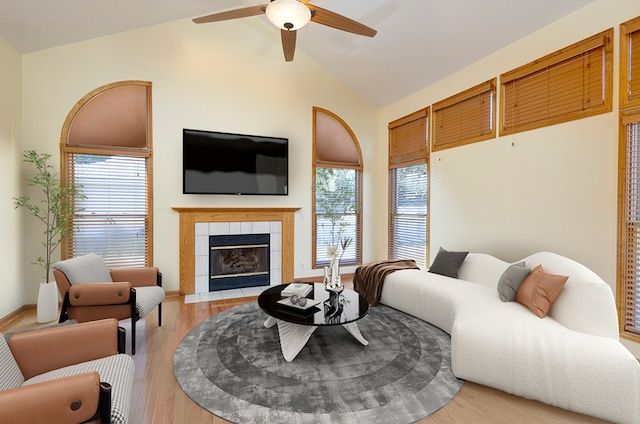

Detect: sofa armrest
[110, 267, 160, 287]
[69, 282, 132, 306]
[8, 319, 119, 379]
[0, 372, 101, 423]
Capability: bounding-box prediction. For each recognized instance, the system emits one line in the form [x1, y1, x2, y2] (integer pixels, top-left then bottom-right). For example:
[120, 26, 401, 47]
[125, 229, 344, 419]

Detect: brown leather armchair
[53, 254, 165, 354]
[0, 318, 133, 424]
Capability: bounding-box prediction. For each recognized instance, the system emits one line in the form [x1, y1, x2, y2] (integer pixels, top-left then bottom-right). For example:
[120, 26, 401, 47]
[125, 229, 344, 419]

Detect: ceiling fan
[193, 0, 377, 62]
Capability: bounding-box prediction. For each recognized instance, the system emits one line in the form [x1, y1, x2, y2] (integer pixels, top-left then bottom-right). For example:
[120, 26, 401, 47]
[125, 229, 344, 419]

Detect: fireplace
[209, 234, 270, 291]
[172, 207, 300, 296]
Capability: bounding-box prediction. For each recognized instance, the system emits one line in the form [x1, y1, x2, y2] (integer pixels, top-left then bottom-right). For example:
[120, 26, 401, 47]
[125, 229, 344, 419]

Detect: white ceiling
[0, 0, 595, 107]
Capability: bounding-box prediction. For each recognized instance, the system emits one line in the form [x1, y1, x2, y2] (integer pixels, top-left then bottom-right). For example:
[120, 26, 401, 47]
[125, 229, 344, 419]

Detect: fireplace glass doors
[209, 233, 270, 291]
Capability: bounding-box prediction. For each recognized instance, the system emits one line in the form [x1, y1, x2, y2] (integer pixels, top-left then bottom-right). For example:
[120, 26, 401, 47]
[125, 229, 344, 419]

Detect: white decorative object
[36, 282, 58, 323]
[282, 283, 312, 297]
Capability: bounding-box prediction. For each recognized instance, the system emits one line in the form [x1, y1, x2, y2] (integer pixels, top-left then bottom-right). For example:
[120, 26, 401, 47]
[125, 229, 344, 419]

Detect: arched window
[312, 107, 363, 268]
[60, 81, 153, 267]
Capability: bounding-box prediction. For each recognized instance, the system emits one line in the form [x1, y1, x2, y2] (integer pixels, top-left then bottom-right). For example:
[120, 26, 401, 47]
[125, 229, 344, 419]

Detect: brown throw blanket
[353, 259, 420, 306]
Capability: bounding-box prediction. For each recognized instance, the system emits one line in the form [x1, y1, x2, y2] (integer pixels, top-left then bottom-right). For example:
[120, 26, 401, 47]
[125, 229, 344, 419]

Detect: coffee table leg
[275, 320, 318, 362]
[264, 315, 278, 329]
[342, 322, 369, 346]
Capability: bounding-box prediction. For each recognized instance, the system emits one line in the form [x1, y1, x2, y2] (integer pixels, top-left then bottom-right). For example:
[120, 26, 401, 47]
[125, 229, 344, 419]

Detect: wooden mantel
[172, 207, 300, 295]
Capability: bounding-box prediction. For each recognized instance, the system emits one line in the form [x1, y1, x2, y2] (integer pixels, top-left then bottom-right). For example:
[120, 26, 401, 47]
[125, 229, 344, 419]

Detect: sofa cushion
[24, 353, 134, 424]
[0, 335, 25, 391]
[497, 262, 531, 302]
[515, 265, 568, 318]
[525, 252, 619, 339]
[428, 247, 468, 278]
[457, 253, 511, 289]
[52, 254, 113, 285]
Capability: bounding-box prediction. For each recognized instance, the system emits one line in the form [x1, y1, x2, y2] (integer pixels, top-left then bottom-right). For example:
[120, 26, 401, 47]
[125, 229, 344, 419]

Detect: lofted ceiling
[0, 0, 595, 107]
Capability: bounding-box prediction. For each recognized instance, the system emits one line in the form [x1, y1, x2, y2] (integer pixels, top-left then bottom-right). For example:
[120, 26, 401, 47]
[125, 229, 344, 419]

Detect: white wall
[379, 0, 640, 354]
[381, 0, 640, 283]
[0, 36, 24, 318]
[20, 18, 379, 300]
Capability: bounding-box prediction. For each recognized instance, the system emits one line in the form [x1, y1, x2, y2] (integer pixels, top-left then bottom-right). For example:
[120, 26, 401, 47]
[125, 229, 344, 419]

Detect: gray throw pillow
[497, 261, 531, 302]
[428, 247, 469, 278]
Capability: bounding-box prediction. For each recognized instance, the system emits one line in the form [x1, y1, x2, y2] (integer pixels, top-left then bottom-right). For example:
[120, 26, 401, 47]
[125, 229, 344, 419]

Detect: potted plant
[13, 150, 84, 323]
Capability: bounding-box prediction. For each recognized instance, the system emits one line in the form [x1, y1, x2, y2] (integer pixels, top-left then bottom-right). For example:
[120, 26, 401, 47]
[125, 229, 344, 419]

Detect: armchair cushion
[135, 286, 166, 318]
[110, 267, 159, 287]
[25, 354, 133, 424]
[1, 372, 101, 423]
[8, 319, 120, 379]
[69, 282, 132, 307]
[53, 254, 113, 285]
[0, 336, 24, 390]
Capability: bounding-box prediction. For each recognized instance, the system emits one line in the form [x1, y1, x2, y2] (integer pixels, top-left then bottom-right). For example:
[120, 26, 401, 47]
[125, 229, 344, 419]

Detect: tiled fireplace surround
[173, 208, 299, 297]
[195, 221, 280, 292]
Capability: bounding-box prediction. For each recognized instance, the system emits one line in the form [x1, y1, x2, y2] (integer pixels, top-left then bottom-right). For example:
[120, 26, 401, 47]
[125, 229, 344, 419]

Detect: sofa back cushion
[52, 254, 113, 285]
[0, 335, 25, 390]
[457, 253, 510, 289]
[524, 252, 619, 339]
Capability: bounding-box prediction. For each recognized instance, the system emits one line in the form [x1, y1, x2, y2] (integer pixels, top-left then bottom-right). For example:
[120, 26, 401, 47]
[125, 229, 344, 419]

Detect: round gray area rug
[174, 302, 463, 423]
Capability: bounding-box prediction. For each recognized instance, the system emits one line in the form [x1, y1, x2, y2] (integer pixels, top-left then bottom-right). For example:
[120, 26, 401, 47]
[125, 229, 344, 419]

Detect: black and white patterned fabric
[23, 354, 134, 424]
[52, 254, 113, 285]
[0, 334, 25, 391]
[135, 286, 165, 318]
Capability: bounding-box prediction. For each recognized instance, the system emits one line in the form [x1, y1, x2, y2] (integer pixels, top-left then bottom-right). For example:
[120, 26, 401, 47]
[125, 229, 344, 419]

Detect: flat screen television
[183, 129, 289, 195]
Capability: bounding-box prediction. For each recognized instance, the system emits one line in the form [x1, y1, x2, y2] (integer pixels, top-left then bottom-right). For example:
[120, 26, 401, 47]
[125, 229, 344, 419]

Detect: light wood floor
[1, 295, 610, 424]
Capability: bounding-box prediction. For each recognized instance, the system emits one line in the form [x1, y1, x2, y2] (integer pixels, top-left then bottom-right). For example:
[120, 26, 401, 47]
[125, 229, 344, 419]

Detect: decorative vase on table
[37, 282, 59, 323]
[323, 257, 344, 322]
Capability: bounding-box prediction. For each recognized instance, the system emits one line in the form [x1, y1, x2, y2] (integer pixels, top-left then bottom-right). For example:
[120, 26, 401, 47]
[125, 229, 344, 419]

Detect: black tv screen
[183, 129, 289, 195]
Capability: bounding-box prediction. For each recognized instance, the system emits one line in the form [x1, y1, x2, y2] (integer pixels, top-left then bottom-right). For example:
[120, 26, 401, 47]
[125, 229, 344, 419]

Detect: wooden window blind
[388, 109, 429, 267]
[312, 107, 363, 268]
[621, 16, 640, 109]
[620, 110, 640, 337]
[60, 81, 153, 267]
[64, 153, 150, 268]
[501, 29, 613, 136]
[389, 108, 429, 165]
[432, 79, 496, 151]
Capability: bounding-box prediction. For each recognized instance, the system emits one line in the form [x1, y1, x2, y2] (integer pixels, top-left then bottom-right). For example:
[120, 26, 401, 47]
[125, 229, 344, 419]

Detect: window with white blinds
[60, 81, 153, 268]
[314, 167, 360, 266]
[389, 164, 428, 267]
[312, 107, 363, 268]
[620, 110, 640, 336]
[388, 109, 429, 267]
[501, 29, 612, 136]
[65, 154, 149, 268]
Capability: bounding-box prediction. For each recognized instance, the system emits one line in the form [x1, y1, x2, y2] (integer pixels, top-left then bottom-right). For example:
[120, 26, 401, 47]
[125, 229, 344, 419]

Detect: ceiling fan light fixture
[265, 0, 311, 31]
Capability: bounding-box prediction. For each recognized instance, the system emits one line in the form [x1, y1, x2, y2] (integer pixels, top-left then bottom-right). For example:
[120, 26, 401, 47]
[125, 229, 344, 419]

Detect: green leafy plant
[13, 150, 84, 283]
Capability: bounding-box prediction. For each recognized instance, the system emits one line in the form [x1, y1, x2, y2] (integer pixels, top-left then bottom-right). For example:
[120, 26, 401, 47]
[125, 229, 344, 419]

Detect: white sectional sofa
[379, 251, 640, 424]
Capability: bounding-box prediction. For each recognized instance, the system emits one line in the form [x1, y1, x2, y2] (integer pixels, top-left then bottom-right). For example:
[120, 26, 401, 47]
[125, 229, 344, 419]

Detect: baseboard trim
[0, 305, 30, 328]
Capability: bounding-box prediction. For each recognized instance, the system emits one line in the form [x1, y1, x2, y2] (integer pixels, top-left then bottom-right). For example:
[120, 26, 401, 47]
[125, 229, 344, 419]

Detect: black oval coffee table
[258, 283, 369, 361]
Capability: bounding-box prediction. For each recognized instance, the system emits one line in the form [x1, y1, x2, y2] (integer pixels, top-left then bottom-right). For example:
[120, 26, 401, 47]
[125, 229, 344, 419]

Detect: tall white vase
[36, 282, 59, 323]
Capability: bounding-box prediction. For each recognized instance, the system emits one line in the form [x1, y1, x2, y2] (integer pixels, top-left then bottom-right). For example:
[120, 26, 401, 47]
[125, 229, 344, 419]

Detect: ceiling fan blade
[192, 5, 267, 24]
[281, 29, 297, 62]
[307, 4, 377, 37]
